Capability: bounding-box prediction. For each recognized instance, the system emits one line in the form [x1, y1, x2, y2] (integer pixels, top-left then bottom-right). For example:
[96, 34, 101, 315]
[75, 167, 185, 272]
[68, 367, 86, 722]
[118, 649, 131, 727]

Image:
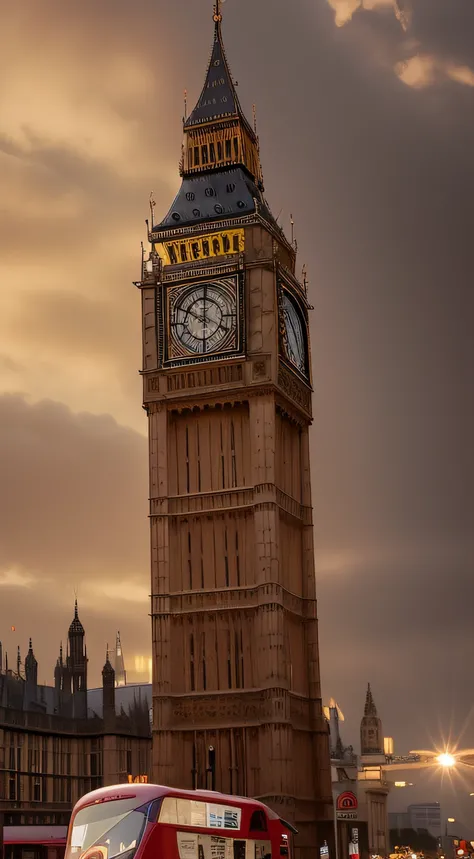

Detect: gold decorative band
[155, 228, 244, 266]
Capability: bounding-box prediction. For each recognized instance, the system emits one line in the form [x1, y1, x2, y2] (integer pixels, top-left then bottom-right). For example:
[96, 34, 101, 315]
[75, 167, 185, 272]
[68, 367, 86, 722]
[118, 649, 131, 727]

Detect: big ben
[137, 4, 333, 855]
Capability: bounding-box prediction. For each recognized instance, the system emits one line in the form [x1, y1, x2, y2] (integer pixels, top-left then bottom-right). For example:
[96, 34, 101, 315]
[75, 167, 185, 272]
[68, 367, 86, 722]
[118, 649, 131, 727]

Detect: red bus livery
[65, 784, 296, 859]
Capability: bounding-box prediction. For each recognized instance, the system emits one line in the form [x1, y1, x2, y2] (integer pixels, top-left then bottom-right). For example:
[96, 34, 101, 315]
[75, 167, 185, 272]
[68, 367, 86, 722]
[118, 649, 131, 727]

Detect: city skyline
[0, 0, 473, 821]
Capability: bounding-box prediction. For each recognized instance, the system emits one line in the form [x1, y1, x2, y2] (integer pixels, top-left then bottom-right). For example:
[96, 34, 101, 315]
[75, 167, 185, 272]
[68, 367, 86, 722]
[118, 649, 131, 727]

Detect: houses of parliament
[0, 602, 151, 827]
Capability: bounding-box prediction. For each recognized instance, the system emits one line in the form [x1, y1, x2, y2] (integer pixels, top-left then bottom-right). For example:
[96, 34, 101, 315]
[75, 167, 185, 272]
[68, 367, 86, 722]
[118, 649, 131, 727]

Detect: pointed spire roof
[69, 599, 85, 636]
[25, 638, 37, 667]
[114, 630, 127, 687]
[184, 7, 250, 132]
[102, 646, 115, 678]
[364, 682, 378, 717]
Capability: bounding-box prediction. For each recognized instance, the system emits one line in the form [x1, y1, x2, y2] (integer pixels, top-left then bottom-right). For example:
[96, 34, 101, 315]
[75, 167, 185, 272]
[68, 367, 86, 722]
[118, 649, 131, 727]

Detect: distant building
[112, 631, 127, 687]
[325, 685, 391, 859]
[360, 683, 384, 755]
[0, 602, 151, 827]
[389, 803, 442, 839]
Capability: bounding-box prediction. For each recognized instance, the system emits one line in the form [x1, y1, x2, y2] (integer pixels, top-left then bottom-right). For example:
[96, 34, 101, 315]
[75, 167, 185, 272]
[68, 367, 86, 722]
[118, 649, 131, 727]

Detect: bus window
[249, 812, 267, 833]
[66, 799, 149, 859]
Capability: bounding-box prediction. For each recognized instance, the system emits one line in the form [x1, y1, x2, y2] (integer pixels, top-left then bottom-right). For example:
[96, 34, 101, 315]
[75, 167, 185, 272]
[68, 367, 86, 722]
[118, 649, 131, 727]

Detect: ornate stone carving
[278, 365, 312, 413]
[252, 360, 267, 380]
[163, 688, 300, 730]
[148, 376, 161, 393]
[168, 396, 247, 414]
[246, 386, 274, 399]
[150, 581, 310, 620]
[167, 363, 243, 393]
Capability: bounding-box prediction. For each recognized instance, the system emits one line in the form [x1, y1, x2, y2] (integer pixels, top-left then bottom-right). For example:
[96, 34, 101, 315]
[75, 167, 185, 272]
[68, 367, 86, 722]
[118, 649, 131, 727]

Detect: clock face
[282, 292, 306, 375]
[169, 279, 238, 358]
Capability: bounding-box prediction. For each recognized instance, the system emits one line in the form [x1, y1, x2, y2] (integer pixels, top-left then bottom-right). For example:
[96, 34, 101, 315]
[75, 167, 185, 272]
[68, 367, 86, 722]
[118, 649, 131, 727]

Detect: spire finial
[149, 192, 156, 228]
[74, 598, 78, 618]
[213, 0, 222, 24]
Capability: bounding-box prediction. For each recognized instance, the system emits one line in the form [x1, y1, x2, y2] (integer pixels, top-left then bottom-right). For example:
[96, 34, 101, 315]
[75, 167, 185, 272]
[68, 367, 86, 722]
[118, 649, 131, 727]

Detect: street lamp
[446, 818, 455, 836]
[438, 753, 456, 768]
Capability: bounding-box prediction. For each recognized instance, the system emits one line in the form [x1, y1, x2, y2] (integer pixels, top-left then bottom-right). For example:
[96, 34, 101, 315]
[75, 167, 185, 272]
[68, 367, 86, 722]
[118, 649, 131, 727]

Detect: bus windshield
[66, 799, 148, 859]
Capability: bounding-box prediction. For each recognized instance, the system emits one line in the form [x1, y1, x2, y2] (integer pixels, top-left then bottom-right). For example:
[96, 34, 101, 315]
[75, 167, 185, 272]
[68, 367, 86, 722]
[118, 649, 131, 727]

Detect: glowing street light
[448, 818, 456, 823]
[437, 753, 456, 767]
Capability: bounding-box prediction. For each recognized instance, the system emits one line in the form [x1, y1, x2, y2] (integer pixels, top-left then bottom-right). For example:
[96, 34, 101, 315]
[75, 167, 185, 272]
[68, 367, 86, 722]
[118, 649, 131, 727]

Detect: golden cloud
[0, 568, 34, 588]
[326, 0, 402, 28]
[396, 55, 474, 89]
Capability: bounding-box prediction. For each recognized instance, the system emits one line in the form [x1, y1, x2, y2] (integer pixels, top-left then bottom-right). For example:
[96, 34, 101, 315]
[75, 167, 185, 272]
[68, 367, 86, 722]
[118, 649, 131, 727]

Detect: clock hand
[185, 308, 203, 322]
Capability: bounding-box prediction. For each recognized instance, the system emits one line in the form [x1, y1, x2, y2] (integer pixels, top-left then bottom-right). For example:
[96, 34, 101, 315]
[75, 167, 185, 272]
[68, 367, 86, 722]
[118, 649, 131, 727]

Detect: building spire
[364, 682, 377, 717]
[179, 7, 263, 187]
[361, 682, 383, 755]
[114, 631, 127, 687]
[213, 0, 223, 25]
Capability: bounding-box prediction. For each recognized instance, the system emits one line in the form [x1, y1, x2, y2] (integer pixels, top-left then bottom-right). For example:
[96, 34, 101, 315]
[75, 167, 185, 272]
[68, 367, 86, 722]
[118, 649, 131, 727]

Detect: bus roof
[73, 783, 280, 820]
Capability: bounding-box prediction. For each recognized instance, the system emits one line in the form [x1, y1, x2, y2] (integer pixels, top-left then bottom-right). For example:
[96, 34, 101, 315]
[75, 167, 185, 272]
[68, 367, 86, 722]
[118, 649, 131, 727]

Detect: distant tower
[114, 631, 127, 687]
[54, 642, 72, 715]
[67, 600, 88, 719]
[102, 648, 116, 731]
[24, 638, 38, 709]
[360, 683, 383, 754]
[327, 698, 345, 760]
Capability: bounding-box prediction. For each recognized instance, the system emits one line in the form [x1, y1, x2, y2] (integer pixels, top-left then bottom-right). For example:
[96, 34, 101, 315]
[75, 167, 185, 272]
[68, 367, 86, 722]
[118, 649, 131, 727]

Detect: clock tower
[137, 5, 333, 855]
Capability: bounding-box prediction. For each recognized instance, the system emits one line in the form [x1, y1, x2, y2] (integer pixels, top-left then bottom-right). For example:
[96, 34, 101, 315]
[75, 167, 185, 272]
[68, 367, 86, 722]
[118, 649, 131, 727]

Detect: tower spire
[114, 631, 127, 687]
[179, 9, 263, 187]
[364, 682, 377, 716]
[153, 6, 272, 235]
[361, 682, 383, 755]
[213, 0, 223, 25]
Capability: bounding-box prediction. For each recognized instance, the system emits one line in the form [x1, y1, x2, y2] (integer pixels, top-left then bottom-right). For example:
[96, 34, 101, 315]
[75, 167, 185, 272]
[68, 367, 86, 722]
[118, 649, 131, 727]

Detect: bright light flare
[437, 753, 456, 767]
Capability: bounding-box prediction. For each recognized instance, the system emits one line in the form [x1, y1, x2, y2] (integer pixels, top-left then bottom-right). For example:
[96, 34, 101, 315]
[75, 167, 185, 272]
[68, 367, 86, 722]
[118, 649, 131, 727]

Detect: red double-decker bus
[64, 784, 296, 859]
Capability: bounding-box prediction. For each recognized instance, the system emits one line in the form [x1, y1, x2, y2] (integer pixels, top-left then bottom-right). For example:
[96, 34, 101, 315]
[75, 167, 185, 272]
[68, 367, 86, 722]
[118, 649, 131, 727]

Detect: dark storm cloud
[0, 0, 473, 817]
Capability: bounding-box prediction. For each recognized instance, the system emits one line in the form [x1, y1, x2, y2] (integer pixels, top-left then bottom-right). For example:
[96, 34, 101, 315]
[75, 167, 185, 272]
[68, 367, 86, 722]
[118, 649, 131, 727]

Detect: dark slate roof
[153, 169, 281, 239]
[154, 168, 258, 231]
[184, 22, 247, 130]
[87, 683, 152, 718]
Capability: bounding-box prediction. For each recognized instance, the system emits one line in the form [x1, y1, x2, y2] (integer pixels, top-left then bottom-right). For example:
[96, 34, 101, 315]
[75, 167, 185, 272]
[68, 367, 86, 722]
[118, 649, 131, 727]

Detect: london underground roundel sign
[336, 791, 358, 820]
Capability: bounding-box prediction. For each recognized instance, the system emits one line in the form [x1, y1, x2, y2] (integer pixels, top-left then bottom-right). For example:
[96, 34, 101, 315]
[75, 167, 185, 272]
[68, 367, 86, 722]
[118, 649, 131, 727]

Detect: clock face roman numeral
[168, 279, 239, 360]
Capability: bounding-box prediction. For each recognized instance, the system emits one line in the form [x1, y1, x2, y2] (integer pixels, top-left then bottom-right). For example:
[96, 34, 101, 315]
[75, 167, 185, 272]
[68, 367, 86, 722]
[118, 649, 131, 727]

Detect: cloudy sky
[1, 0, 473, 820]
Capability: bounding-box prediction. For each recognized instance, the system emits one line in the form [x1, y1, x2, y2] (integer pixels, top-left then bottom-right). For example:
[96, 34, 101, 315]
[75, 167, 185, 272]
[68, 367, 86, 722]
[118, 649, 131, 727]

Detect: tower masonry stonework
[137, 8, 333, 856]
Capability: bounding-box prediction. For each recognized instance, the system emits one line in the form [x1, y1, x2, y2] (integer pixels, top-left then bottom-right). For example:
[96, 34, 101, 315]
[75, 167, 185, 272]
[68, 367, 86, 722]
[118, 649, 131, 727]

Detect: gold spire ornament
[213, 0, 223, 23]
